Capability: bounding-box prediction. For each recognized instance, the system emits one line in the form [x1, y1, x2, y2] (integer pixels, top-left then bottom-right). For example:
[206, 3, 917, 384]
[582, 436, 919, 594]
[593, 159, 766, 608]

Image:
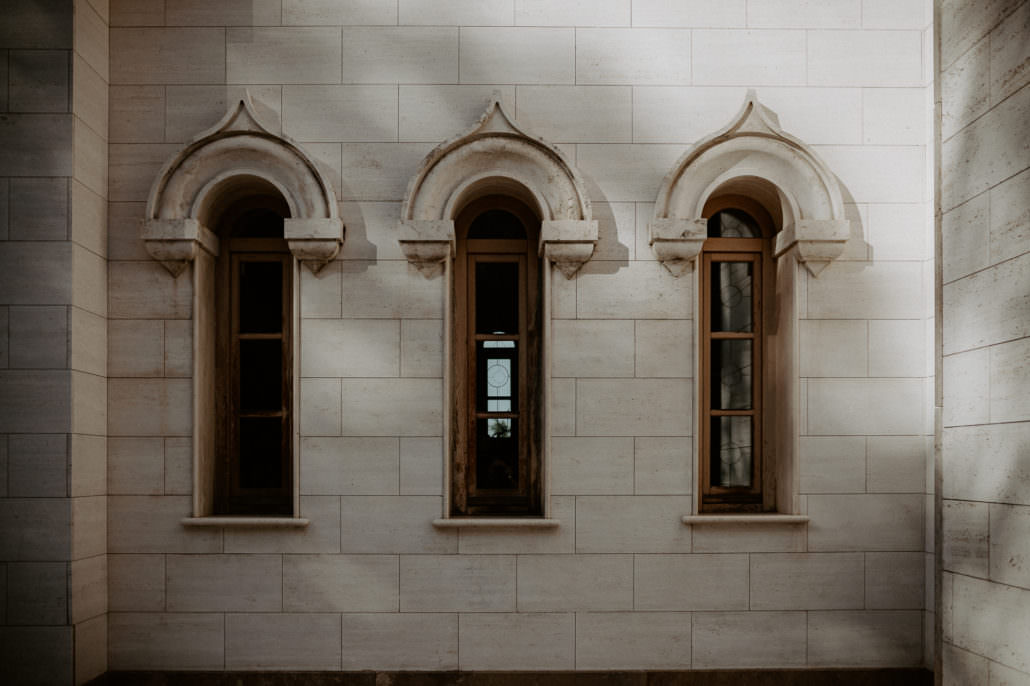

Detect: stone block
[0, 113, 73, 177]
[589, 201, 635, 261]
[163, 437, 191, 495]
[300, 260, 341, 318]
[458, 613, 574, 670]
[867, 436, 926, 493]
[108, 437, 163, 496]
[943, 644, 990, 686]
[108, 554, 164, 611]
[634, 437, 691, 495]
[341, 613, 458, 670]
[799, 435, 866, 494]
[108, 378, 191, 436]
[577, 29, 691, 85]
[110, 260, 192, 321]
[944, 423, 1030, 505]
[340, 27, 457, 84]
[552, 320, 634, 378]
[400, 555, 514, 612]
[300, 377, 341, 436]
[869, 319, 926, 377]
[72, 241, 107, 318]
[693, 30, 806, 86]
[71, 494, 106, 559]
[226, 27, 339, 84]
[165, 84, 283, 142]
[224, 496, 342, 554]
[632, 0, 744, 27]
[283, 554, 397, 612]
[110, 0, 163, 26]
[807, 379, 925, 435]
[74, 0, 108, 81]
[400, 437, 442, 496]
[109, 86, 163, 143]
[111, 28, 225, 84]
[517, 0, 630, 25]
[576, 495, 691, 553]
[635, 554, 749, 610]
[943, 36, 990, 140]
[8, 306, 67, 370]
[991, 337, 1030, 423]
[990, 168, 1030, 265]
[577, 379, 691, 437]
[283, 0, 397, 25]
[301, 436, 398, 496]
[108, 495, 221, 554]
[551, 377, 575, 436]
[809, 610, 923, 666]
[809, 30, 922, 86]
[399, 319, 442, 379]
[402, 0, 512, 26]
[284, 85, 398, 143]
[516, 554, 632, 611]
[166, 554, 282, 612]
[460, 27, 573, 84]
[940, 0, 1022, 69]
[864, 88, 929, 145]
[109, 613, 224, 670]
[0, 497, 70, 561]
[862, 0, 928, 28]
[74, 613, 107, 685]
[108, 319, 163, 377]
[70, 176, 106, 258]
[749, 552, 864, 610]
[341, 378, 442, 436]
[341, 495, 455, 553]
[0, 370, 71, 434]
[0, 626, 73, 684]
[690, 521, 807, 554]
[579, 261, 691, 320]
[8, 50, 69, 113]
[989, 503, 1030, 589]
[70, 433, 106, 498]
[515, 85, 631, 143]
[693, 611, 806, 667]
[111, 143, 181, 204]
[0, 241, 72, 305]
[457, 496, 575, 554]
[577, 143, 683, 202]
[226, 613, 342, 671]
[7, 562, 68, 625]
[398, 85, 516, 143]
[70, 553, 106, 623]
[749, 0, 861, 28]
[942, 348, 989, 427]
[952, 574, 1030, 673]
[799, 319, 867, 378]
[108, 202, 150, 261]
[166, 0, 282, 26]
[302, 319, 400, 378]
[866, 552, 925, 609]
[338, 258, 443, 315]
[575, 611, 690, 669]
[991, 1, 1030, 105]
[634, 319, 691, 379]
[550, 436, 633, 495]
[943, 253, 1030, 355]
[808, 493, 923, 551]
[942, 193, 989, 284]
[70, 306, 105, 379]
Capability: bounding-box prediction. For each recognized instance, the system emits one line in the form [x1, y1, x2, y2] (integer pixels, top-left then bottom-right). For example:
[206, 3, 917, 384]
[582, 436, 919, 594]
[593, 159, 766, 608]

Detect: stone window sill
[181, 516, 310, 528]
[682, 514, 810, 525]
[432, 518, 560, 529]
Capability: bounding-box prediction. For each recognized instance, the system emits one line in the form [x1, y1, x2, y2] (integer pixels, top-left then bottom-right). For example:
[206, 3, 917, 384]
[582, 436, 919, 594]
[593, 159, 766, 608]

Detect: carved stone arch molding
[650, 90, 849, 276]
[142, 94, 344, 275]
[399, 100, 598, 278]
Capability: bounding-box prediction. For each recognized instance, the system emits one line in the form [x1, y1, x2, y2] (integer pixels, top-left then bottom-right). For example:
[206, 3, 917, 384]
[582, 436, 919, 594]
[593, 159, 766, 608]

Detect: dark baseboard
[88, 668, 933, 686]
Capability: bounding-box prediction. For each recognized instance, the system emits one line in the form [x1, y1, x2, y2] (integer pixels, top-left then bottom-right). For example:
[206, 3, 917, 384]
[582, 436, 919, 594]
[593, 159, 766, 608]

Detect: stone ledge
[180, 516, 310, 528]
[682, 514, 810, 525]
[432, 517, 561, 529]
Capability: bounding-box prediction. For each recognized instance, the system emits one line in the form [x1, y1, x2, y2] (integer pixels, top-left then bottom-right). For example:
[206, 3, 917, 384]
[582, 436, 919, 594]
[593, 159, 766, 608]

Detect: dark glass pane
[476, 341, 517, 412]
[239, 260, 283, 333]
[711, 340, 752, 410]
[239, 339, 283, 412]
[710, 261, 753, 332]
[475, 261, 519, 334]
[231, 208, 285, 238]
[708, 209, 761, 238]
[468, 210, 526, 239]
[239, 417, 283, 489]
[709, 416, 752, 488]
[476, 418, 518, 490]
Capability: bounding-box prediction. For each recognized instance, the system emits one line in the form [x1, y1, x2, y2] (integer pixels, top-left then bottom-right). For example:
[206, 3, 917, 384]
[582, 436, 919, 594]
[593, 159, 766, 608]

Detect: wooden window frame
[451, 197, 542, 517]
[215, 236, 293, 516]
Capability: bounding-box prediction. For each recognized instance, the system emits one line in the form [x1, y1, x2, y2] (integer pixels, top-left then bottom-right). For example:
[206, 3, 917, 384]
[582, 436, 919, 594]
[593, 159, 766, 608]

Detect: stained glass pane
[239, 417, 283, 489]
[477, 341, 518, 412]
[708, 209, 761, 238]
[711, 340, 752, 410]
[476, 418, 518, 490]
[710, 416, 752, 488]
[468, 209, 526, 239]
[475, 262, 519, 334]
[710, 261, 753, 332]
[239, 261, 282, 333]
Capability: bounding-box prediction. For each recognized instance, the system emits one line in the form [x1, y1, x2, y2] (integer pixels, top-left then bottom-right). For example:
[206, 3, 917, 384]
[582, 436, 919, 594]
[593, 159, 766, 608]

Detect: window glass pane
[710, 416, 752, 488]
[468, 209, 526, 239]
[477, 342, 517, 412]
[708, 209, 761, 238]
[239, 339, 282, 412]
[711, 340, 752, 410]
[475, 261, 519, 334]
[239, 417, 283, 489]
[710, 261, 753, 332]
[239, 261, 283, 333]
[476, 418, 518, 490]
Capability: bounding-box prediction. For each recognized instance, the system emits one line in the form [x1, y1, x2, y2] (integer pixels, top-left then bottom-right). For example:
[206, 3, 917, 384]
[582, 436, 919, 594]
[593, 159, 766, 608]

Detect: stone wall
[938, 0, 1030, 683]
[101, 0, 936, 673]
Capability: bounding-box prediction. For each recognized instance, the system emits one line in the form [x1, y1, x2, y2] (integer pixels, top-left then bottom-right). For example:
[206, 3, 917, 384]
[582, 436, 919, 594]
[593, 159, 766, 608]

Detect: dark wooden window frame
[451, 197, 543, 517]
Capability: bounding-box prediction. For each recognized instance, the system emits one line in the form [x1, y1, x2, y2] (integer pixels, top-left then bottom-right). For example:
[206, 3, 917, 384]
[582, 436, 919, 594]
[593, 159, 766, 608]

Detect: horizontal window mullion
[237, 333, 284, 341]
[710, 409, 755, 417]
[709, 332, 755, 340]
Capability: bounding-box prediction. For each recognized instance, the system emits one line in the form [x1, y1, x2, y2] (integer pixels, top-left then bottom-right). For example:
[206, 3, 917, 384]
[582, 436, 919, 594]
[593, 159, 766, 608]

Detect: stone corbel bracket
[541, 219, 599, 278]
[284, 218, 344, 274]
[142, 218, 219, 277]
[399, 219, 455, 278]
[649, 217, 707, 277]
[773, 219, 850, 276]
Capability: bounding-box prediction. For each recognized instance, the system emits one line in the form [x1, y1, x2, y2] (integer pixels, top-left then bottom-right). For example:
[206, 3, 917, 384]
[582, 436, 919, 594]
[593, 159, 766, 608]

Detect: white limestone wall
[106, 0, 933, 672]
[938, 0, 1030, 683]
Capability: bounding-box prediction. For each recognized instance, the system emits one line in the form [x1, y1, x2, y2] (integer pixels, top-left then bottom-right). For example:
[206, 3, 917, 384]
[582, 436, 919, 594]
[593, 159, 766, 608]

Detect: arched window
[451, 197, 542, 517]
[214, 198, 293, 515]
[698, 203, 774, 512]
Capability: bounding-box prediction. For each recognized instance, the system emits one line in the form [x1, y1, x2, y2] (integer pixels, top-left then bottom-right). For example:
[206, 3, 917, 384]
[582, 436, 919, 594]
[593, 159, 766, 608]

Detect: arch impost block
[142, 218, 218, 277]
[649, 217, 707, 277]
[540, 219, 598, 279]
[284, 217, 344, 274]
[774, 219, 850, 276]
[399, 219, 455, 278]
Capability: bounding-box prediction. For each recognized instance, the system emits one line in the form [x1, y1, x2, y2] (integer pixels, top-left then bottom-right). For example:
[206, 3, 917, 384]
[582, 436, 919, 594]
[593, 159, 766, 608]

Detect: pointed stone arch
[650, 91, 849, 276]
[142, 94, 343, 275]
[399, 101, 598, 278]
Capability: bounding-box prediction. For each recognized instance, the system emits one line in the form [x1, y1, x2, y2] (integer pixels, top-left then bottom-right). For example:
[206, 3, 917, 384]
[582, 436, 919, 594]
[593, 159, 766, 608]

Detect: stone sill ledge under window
[432, 518, 561, 529]
[682, 514, 810, 525]
[181, 517, 311, 528]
